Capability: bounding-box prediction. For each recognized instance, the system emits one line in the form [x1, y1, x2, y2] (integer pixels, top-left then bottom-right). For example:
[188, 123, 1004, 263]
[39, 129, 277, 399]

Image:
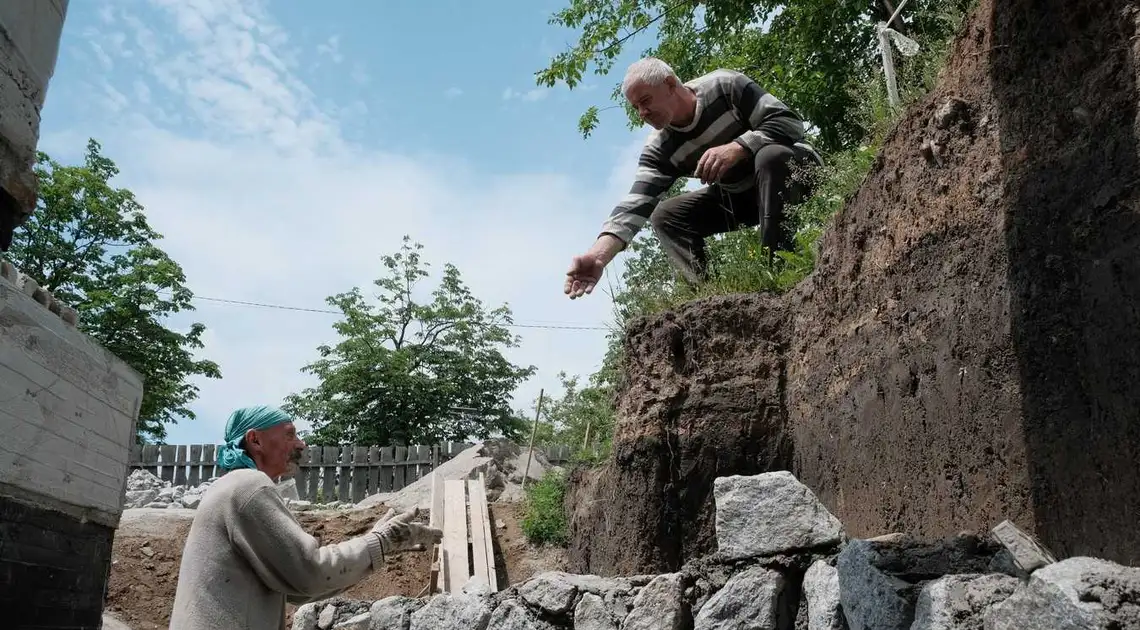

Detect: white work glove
[370, 507, 442, 557]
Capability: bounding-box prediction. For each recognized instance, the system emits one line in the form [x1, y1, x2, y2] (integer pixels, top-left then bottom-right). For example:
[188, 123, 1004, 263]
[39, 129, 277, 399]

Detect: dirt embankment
[567, 0, 1140, 576]
[105, 502, 566, 630]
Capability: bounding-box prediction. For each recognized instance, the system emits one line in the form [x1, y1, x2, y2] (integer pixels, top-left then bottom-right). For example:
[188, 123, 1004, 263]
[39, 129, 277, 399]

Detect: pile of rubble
[293, 470, 1140, 630]
[122, 469, 346, 512]
[355, 440, 560, 512]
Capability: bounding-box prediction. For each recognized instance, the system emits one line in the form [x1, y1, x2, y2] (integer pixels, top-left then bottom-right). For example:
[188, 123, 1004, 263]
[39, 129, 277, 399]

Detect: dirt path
[104, 502, 566, 629]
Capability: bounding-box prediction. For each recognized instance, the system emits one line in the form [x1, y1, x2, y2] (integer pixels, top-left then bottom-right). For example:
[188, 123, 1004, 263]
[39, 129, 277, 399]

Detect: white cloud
[316, 35, 344, 64]
[444, 87, 463, 98]
[502, 86, 550, 102]
[49, 0, 650, 445]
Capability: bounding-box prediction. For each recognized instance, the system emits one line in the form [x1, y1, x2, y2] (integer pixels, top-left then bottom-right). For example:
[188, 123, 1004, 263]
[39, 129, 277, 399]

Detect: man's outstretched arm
[566, 147, 677, 299]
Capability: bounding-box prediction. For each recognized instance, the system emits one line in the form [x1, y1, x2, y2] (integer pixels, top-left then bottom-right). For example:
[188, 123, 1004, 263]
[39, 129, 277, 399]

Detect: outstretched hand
[371, 507, 442, 555]
[564, 253, 605, 299]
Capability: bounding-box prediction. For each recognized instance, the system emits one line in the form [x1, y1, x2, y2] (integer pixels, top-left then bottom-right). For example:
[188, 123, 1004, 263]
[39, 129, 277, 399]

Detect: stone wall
[0, 259, 144, 630]
[295, 472, 1140, 630]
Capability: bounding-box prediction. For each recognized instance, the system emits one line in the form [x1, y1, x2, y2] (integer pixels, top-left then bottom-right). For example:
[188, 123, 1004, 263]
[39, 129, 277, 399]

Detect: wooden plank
[429, 473, 444, 593]
[337, 446, 352, 501]
[173, 445, 188, 486]
[159, 445, 176, 483]
[351, 446, 368, 503]
[467, 477, 495, 590]
[295, 449, 310, 500]
[367, 446, 380, 496]
[305, 448, 320, 501]
[188, 444, 202, 486]
[141, 444, 159, 477]
[393, 446, 408, 491]
[321, 446, 338, 502]
[412, 445, 430, 482]
[202, 444, 215, 481]
[379, 447, 395, 492]
[442, 479, 469, 593]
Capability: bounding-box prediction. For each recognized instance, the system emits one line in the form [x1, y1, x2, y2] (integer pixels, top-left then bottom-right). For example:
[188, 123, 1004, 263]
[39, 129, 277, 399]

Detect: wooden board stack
[426, 471, 498, 594]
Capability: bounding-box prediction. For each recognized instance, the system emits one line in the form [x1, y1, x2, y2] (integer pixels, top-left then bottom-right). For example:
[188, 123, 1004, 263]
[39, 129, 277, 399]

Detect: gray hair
[621, 57, 677, 95]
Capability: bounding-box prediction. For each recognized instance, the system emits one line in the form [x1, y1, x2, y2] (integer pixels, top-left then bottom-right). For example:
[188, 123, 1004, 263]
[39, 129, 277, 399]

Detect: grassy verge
[520, 468, 570, 546]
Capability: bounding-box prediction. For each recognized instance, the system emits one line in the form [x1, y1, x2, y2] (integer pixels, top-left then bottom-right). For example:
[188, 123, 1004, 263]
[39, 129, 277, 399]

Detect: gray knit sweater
[168, 468, 385, 630]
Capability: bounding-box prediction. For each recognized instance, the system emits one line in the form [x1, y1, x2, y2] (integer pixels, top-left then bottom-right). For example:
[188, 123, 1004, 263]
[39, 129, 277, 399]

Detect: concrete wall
[0, 261, 144, 630]
[0, 0, 68, 219]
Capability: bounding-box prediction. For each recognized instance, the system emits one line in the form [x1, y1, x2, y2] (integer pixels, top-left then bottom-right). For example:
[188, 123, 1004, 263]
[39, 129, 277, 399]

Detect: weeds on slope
[521, 469, 570, 546]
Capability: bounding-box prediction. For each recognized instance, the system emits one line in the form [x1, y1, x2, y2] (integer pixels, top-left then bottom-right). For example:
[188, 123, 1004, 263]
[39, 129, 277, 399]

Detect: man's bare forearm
[588, 234, 626, 265]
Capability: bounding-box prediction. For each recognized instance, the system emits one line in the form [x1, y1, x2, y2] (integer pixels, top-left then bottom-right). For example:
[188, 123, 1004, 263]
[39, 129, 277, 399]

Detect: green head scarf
[216, 405, 293, 471]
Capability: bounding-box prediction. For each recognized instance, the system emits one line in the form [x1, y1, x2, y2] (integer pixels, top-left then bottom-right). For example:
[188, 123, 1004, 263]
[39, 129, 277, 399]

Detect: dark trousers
[649, 142, 817, 285]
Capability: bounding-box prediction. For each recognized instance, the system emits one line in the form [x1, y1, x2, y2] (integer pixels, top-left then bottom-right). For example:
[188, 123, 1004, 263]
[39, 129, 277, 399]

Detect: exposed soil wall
[568, 0, 1140, 576]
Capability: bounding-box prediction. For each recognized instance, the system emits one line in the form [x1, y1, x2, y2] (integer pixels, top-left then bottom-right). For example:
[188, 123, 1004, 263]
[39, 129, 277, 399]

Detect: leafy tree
[535, 0, 975, 152]
[5, 139, 221, 443]
[284, 237, 536, 446]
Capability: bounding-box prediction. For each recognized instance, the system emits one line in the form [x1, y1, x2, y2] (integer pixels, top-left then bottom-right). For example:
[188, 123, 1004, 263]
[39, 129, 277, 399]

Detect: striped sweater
[600, 69, 820, 245]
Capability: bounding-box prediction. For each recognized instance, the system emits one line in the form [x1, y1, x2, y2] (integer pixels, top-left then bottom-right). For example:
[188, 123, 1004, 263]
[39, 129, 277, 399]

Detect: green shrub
[520, 469, 569, 546]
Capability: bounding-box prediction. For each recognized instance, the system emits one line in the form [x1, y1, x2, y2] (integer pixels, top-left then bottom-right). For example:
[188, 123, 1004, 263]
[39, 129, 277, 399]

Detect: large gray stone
[333, 613, 371, 630]
[409, 592, 493, 630]
[486, 600, 556, 630]
[622, 573, 687, 630]
[803, 560, 845, 630]
[911, 573, 1018, 630]
[575, 593, 618, 630]
[693, 565, 786, 630]
[518, 573, 578, 615]
[985, 557, 1140, 630]
[714, 472, 844, 560]
[370, 596, 423, 630]
[837, 538, 919, 630]
[838, 533, 1007, 630]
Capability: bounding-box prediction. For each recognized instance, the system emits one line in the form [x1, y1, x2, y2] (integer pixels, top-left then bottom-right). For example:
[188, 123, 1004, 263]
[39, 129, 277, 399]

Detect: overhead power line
[185, 293, 612, 331]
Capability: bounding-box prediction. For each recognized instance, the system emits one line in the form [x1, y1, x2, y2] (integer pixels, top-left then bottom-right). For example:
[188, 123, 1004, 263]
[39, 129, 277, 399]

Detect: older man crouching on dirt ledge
[168, 405, 442, 630]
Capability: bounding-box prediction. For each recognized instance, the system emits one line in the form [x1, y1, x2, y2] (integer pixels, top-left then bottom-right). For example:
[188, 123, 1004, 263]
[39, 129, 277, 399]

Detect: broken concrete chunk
[803, 560, 845, 630]
[574, 593, 617, 630]
[990, 520, 1056, 574]
[517, 573, 578, 615]
[486, 599, 556, 630]
[985, 557, 1140, 630]
[693, 565, 786, 630]
[332, 612, 370, 630]
[911, 573, 1019, 630]
[369, 596, 422, 630]
[318, 604, 338, 630]
[291, 603, 319, 630]
[622, 573, 687, 630]
[409, 593, 493, 630]
[714, 471, 844, 560]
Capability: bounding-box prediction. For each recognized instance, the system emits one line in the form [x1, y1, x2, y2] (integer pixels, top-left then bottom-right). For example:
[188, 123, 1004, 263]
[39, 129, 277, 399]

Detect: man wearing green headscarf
[168, 406, 442, 630]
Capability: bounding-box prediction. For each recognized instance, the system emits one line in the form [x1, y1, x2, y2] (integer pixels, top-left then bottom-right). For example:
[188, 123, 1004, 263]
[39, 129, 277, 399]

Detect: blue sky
[37, 0, 660, 445]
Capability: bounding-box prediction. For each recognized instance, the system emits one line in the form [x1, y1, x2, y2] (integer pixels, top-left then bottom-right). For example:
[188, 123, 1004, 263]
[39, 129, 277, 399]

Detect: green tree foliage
[536, 0, 974, 151]
[284, 237, 536, 446]
[5, 139, 221, 443]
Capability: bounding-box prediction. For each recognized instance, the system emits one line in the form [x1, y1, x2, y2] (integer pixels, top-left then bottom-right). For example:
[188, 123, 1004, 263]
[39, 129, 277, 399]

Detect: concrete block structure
[0, 0, 68, 250]
[0, 265, 144, 629]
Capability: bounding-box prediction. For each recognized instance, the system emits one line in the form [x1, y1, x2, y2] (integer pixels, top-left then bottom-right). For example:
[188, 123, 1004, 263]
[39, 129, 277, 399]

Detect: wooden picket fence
[129, 442, 575, 504]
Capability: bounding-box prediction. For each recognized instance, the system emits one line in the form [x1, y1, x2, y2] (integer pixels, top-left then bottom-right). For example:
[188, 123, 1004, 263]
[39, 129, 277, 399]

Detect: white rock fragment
[803, 560, 845, 630]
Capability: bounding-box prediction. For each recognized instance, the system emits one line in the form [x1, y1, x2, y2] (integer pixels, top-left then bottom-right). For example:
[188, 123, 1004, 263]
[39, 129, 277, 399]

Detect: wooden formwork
[427, 471, 498, 594]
